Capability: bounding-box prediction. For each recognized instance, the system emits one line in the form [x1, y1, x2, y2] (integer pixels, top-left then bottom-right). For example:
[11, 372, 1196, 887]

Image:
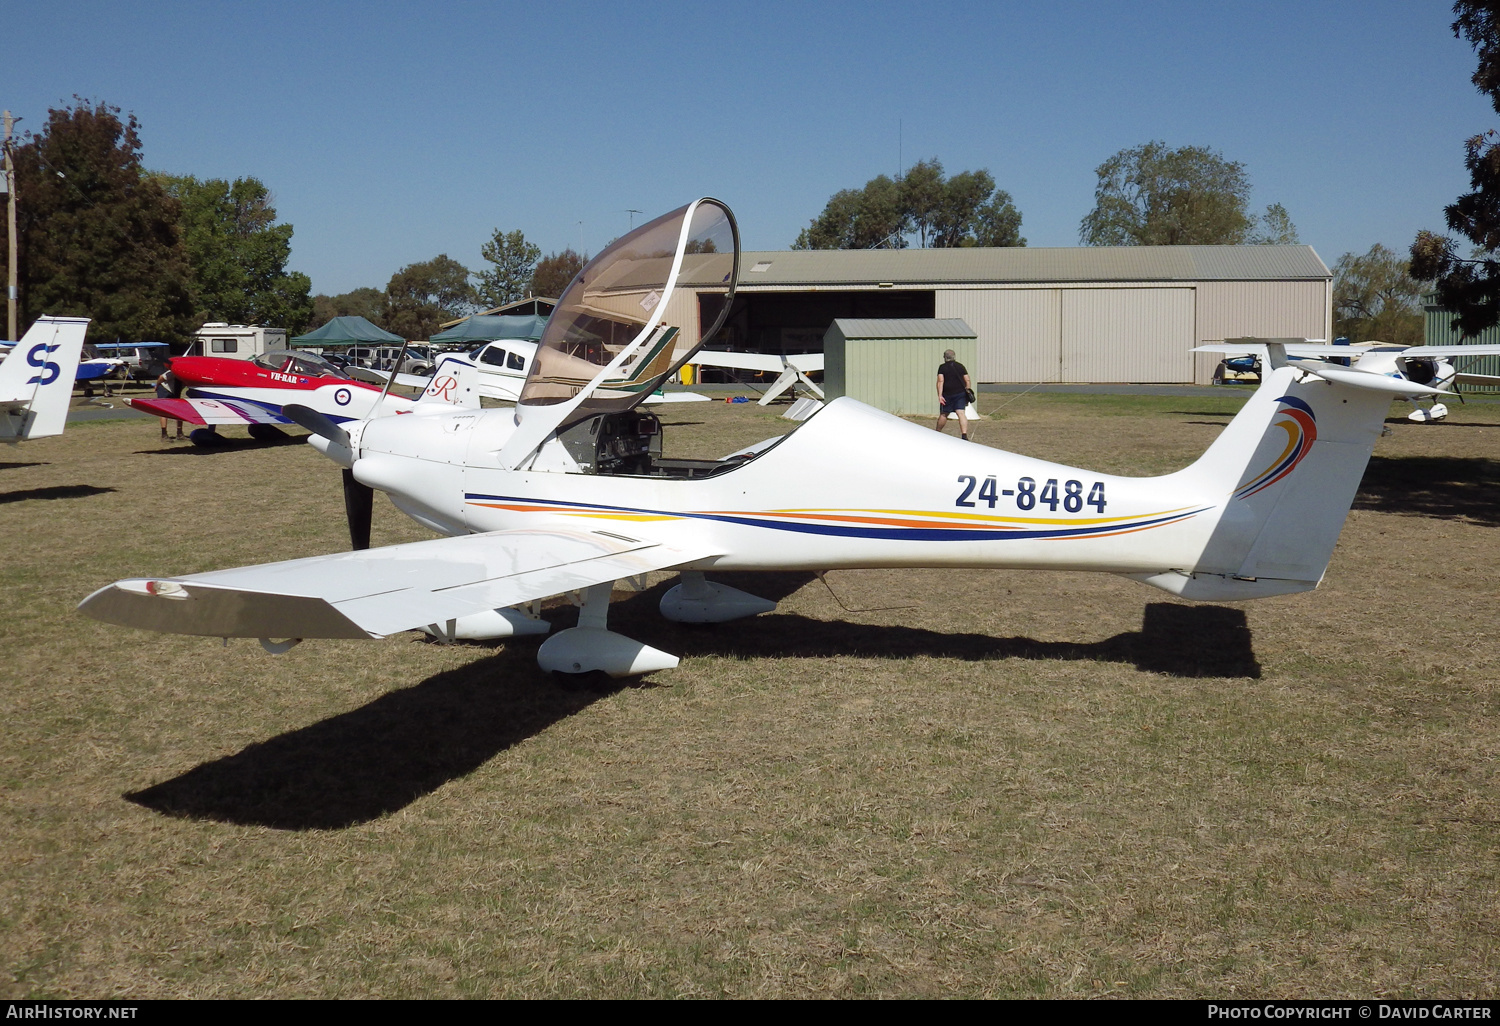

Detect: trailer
[188, 324, 287, 360]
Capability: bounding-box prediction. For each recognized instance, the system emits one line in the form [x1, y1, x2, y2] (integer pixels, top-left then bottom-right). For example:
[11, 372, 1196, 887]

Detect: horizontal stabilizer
[1295, 362, 1453, 397]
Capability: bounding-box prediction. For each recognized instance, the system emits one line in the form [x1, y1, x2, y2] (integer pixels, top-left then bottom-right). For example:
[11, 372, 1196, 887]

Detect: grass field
[2, 389, 1497, 998]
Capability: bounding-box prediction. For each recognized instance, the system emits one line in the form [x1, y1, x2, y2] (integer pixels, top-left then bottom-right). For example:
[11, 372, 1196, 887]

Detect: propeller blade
[283, 404, 350, 448]
[344, 366, 387, 386]
[342, 469, 373, 551]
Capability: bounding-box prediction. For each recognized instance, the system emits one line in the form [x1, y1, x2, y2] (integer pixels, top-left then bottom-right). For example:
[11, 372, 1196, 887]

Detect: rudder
[1137, 361, 1395, 599]
[0, 316, 90, 441]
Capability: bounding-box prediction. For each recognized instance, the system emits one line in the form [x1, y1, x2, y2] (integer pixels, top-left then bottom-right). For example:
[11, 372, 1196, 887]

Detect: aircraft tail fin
[416, 354, 480, 409]
[0, 316, 90, 442]
[1136, 346, 1416, 600]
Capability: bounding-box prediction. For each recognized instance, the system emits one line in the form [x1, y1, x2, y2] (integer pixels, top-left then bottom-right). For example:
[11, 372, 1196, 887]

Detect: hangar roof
[708, 245, 1330, 287]
[829, 318, 977, 340]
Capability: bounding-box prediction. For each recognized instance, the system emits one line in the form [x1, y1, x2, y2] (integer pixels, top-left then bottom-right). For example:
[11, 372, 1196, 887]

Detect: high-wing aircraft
[472, 338, 709, 405]
[1, 316, 89, 443]
[80, 199, 1449, 682]
[128, 349, 472, 441]
[687, 349, 824, 406]
[1210, 339, 1500, 422]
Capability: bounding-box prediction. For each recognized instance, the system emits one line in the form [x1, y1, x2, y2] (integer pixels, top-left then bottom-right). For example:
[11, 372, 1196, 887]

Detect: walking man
[155, 369, 184, 441]
[935, 348, 972, 440]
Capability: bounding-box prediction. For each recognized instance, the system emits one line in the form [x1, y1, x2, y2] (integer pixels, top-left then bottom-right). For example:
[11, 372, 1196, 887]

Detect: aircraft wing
[1196, 342, 1363, 359]
[640, 391, 711, 404]
[351, 367, 437, 389]
[79, 527, 719, 640]
[126, 396, 293, 426]
[689, 350, 784, 374]
[1403, 344, 1500, 359]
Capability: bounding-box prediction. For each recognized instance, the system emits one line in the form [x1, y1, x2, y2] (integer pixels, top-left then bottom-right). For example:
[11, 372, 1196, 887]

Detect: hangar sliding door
[1061, 288, 1194, 383]
[937, 288, 1061, 383]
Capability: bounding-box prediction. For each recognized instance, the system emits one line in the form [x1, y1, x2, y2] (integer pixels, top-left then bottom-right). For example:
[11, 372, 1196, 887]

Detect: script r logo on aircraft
[1234, 394, 1317, 500]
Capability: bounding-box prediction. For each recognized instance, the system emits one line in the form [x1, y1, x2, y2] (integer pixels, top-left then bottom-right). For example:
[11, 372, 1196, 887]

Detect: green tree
[968, 192, 1026, 247]
[383, 255, 475, 339]
[1079, 141, 1277, 246]
[530, 248, 588, 299]
[900, 160, 946, 247]
[157, 174, 314, 333]
[1410, 2, 1500, 335]
[794, 175, 908, 250]
[311, 286, 385, 327]
[475, 228, 539, 308]
[1251, 202, 1301, 245]
[794, 160, 1024, 250]
[3, 99, 195, 341]
[1333, 244, 1427, 345]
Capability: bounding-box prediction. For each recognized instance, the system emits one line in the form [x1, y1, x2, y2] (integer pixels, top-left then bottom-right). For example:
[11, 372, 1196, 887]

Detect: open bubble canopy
[518, 198, 738, 425]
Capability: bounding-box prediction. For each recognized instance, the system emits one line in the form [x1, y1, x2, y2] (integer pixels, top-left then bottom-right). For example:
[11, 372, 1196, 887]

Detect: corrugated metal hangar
[672, 246, 1331, 385]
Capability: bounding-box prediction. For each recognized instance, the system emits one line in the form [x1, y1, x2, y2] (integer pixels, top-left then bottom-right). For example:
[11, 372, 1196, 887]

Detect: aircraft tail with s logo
[0, 316, 90, 442]
[1133, 341, 1434, 601]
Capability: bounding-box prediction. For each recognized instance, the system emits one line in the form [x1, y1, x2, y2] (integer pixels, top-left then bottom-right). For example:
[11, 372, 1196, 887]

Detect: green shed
[823, 318, 978, 416]
[1423, 296, 1500, 391]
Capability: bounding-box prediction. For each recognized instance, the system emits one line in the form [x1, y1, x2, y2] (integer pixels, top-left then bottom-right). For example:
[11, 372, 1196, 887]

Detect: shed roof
[829, 318, 977, 340]
[692, 245, 1329, 287]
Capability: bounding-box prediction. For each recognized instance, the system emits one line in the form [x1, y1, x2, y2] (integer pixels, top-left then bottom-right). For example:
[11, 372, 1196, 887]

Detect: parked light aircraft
[1210, 340, 1500, 422]
[1, 316, 89, 443]
[687, 349, 824, 406]
[80, 200, 1453, 681]
[128, 349, 470, 441]
[471, 338, 709, 405]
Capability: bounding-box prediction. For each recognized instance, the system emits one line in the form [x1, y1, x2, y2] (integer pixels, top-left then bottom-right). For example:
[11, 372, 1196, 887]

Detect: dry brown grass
[1, 391, 1497, 998]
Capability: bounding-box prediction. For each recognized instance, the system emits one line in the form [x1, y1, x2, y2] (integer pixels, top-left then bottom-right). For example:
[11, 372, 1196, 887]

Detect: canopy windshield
[518, 198, 737, 417]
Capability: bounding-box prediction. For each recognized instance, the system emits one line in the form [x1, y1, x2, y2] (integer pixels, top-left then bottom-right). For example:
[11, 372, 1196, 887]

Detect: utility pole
[4, 111, 16, 342]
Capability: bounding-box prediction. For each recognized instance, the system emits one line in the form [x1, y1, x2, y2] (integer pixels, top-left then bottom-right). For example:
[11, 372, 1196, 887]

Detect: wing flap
[79, 527, 718, 640]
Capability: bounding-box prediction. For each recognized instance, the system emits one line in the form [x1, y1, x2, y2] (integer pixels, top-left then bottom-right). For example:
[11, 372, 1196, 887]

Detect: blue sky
[6, 0, 1494, 295]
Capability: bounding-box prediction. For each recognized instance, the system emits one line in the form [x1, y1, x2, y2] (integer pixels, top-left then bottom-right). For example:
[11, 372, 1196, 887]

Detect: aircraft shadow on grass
[134, 434, 308, 457]
[0, 461, 48, 471]
[0, 484, 115, 505]
[1354, 455, 1500, 526]
[607, 578, 1260, 682]
[126, 649, 607, 831]
[125, 576, 1256, 831]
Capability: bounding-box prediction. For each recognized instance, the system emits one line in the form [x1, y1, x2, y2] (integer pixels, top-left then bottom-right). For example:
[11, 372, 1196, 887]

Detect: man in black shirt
[935, 349, 972, 440]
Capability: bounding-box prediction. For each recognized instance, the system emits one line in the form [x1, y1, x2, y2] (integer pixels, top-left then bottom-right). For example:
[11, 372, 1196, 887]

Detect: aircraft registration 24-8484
[79, 198, 1459, 679]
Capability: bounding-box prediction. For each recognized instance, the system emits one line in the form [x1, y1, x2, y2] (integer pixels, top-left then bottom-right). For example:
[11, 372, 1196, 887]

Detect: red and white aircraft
[82, 199, 1452, 683]
[129, 349, 460, 441]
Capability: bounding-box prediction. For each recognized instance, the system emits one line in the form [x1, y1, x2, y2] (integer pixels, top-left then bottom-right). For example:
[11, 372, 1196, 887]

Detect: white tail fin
[1136, 360, 1399, 600]
[0, 316, 90, 442]
[416, 354, 480, 409]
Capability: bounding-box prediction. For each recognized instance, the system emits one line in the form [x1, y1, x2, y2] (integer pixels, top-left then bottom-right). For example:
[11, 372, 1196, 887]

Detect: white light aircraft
[471, 337, 709, 405]
[1, 316, 89, 443]
[1209, 339, 1500, 422]
[687, 348, 825, 406]
[79, 201, 1450, 681]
